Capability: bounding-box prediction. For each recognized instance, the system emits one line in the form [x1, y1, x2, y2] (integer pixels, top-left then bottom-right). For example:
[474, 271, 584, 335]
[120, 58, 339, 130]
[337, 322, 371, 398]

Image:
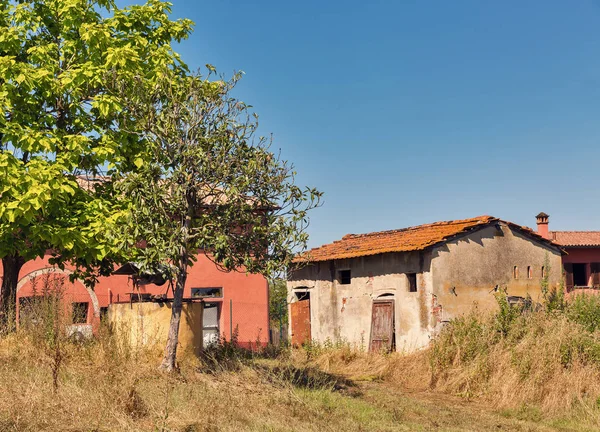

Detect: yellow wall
[108, 302, 204, 356]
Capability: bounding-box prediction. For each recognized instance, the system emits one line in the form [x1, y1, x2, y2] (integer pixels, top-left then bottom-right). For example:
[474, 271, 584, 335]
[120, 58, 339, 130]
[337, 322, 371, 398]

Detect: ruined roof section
[550, 231, 600, 247]
[298, 216, 497, 262]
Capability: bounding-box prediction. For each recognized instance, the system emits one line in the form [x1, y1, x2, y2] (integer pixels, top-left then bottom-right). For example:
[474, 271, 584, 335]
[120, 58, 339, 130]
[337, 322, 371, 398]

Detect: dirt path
[354, 382, 593, 432]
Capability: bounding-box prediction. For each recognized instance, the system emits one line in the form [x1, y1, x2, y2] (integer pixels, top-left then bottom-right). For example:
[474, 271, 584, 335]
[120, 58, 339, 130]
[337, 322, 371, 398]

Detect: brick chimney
[536, 212, 550, 239]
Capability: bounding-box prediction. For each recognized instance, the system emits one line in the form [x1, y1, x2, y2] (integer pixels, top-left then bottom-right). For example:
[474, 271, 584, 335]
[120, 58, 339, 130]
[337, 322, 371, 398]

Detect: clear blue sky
[122, 1, 600, 248]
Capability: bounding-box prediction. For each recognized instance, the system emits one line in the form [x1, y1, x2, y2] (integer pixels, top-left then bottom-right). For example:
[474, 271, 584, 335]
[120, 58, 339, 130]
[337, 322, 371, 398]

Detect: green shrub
[566, 294, 600, 333]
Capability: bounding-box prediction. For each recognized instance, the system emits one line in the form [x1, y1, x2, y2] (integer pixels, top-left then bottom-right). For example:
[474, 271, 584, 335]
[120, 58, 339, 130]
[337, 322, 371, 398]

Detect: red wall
[5, 253, 269, 345]
[562, 248, 600, 264]
[562, 247, 600, 294]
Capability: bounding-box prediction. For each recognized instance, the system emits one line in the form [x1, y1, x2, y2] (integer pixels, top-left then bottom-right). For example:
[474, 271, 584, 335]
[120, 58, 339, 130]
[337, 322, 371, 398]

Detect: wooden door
[369, 300, 395, 352]
[291, 299, 311, 346]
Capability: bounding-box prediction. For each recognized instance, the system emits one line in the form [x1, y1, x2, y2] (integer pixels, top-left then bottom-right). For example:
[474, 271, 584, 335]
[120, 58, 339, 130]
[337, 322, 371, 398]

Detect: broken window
[72, 302, 88, 324]
[407, 273, 417, 292]
[191, 287, 223, 298]
[338, 270, 351, 285]
[572, 263, 588, 287]
[295, 291, 310, 301]
[527, 266, 532, 279]
[513, 266, 519, 279]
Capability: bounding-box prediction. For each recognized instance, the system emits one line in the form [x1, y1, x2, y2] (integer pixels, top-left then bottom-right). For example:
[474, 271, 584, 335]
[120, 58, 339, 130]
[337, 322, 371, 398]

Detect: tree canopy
[116, 70, 321, 370]
[0, 0, 193, 322]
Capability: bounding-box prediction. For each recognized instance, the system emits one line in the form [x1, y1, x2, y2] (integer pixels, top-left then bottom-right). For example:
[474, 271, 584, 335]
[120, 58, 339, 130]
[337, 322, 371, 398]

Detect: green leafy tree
[0, 0, 192, 325]
[117, 70, 321, 371]
[269, 278, 288, 325]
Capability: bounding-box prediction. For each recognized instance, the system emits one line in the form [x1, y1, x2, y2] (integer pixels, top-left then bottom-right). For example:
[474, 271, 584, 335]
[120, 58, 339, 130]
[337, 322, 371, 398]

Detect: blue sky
[121, 1, 600, 248]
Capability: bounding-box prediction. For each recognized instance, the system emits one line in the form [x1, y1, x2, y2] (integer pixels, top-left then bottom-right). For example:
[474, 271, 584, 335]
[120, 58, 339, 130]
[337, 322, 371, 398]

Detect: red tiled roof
[296, 216, 562, 263]
[550, 231, 600, 247]
[297, 216, 495, 262]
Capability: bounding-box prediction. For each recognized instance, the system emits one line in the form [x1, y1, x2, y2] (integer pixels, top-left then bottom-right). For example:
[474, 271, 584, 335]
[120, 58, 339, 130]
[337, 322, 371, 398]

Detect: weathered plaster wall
[108, 302, 204, 356]
[288, 251, 434, 351]
[430, 223, 563, 322]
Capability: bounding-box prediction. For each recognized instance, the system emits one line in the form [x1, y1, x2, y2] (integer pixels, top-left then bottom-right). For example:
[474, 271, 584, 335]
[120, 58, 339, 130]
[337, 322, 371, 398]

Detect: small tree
[0, 0, 193, 326]
[117, 71, 321, 371]
[269, 278, 288, 324]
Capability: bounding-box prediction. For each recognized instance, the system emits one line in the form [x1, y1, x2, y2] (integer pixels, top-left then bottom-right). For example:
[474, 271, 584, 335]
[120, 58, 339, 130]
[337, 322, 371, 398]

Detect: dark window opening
[527, 266, 532, 279]
[407, 273, 417, 292]
[513, 266, 519, 279]
[72, 302, 88, 324]
[100, 307, 109, 322]
[573, 263, 588, 287]
[191, 287, 223, 298]
[541, 266, 546, 278]
[295, 291, 310, 301]
[338, 270, 351, 285]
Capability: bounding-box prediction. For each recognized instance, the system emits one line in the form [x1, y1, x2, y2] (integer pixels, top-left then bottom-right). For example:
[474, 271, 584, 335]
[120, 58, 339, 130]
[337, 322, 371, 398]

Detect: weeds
[425, 290, 600, 418]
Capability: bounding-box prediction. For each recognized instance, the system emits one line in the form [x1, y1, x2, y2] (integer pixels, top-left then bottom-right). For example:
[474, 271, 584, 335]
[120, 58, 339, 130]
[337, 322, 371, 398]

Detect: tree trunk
[159, 253, 188, 372]
[1, 254, 25, 331]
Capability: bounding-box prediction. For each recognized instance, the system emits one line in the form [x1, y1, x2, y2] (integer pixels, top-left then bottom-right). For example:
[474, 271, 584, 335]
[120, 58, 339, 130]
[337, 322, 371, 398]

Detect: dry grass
[3, 290, 600, 430]
[0, 325, 592, 432]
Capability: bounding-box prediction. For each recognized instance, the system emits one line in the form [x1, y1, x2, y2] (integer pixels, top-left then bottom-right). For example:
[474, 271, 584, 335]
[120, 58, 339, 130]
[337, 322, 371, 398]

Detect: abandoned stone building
[287, 216, 563, 352]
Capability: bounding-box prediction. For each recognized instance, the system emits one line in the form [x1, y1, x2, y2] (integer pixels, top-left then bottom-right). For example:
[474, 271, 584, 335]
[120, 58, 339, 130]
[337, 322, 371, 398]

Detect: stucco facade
[288, 219, 562, 352]
[4, 252, 269, 348]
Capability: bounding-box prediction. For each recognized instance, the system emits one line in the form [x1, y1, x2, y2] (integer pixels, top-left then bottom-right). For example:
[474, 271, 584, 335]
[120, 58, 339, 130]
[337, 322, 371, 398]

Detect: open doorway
[202, 302, 220, 346]
[573, 263, 588, 287]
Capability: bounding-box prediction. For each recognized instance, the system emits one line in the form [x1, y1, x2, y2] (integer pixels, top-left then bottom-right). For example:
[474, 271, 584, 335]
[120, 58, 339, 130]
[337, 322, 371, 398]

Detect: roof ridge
[551, 230, 600, 233]
[342, 215, 494, 240]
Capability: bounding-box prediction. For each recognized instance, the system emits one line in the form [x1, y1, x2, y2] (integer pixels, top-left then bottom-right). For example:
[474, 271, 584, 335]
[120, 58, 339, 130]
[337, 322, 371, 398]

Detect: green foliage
[269, 278, 288, 324]
[540, 254, 566, 313]
[115, 67, 321, 369]
[0, 0, 193, 281]
[493, 290, 523, 338]
[116, 69, 322, 278]
[566, 294, 600, 333]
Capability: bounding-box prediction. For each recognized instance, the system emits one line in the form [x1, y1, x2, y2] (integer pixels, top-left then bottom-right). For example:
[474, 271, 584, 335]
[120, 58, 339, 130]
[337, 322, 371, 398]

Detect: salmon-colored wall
[561, 247, 600, 292]
[3, 252, 269, 345]
[562, 248, 600, 264]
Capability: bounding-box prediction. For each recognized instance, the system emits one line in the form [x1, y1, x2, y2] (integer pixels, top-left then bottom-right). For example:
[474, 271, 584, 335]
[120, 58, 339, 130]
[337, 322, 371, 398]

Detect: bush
[567, 294, 600, 333]
[427, 291, 600, 413]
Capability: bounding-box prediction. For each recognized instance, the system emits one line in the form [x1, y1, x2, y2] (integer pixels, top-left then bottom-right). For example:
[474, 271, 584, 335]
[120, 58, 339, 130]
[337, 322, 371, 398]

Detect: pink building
[7, 252, 269, 346]
[536, 212, 600, 291]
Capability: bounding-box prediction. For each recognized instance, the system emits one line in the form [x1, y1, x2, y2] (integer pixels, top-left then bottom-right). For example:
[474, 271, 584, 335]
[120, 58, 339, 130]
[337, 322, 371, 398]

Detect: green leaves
[117, 70, 322, 281]
[0, 0, 194, 285]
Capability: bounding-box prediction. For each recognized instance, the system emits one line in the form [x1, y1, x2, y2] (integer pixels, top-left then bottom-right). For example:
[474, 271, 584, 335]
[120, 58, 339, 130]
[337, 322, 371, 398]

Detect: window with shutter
[591, 263, 600, 288]
[564, 263, 574, 291]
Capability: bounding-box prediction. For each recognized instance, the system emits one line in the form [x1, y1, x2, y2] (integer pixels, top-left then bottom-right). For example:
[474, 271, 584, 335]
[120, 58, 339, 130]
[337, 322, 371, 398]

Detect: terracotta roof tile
[296, 216, 563, 263]
[550, 231, 600, 247]
[297, 216, 497, 262]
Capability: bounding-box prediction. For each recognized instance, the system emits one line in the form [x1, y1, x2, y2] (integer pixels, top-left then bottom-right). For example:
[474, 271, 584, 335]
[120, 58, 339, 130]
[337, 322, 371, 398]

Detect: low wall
[108, 302, 204, 356]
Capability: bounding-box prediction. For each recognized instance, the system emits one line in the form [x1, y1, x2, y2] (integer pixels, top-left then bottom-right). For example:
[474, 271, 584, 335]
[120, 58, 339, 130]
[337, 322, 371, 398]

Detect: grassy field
[4, 287, 600, 431]
[0, 330, 597, 432]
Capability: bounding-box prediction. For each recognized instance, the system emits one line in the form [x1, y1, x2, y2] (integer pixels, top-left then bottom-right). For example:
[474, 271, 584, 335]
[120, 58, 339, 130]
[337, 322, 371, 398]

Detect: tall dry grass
[286, 292, 600, 425]
[421, 295, 600, 417]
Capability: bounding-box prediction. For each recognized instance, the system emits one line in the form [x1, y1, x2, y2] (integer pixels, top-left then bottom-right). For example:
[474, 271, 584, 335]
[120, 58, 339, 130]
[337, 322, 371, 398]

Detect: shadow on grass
[255, 363, 361, 396]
